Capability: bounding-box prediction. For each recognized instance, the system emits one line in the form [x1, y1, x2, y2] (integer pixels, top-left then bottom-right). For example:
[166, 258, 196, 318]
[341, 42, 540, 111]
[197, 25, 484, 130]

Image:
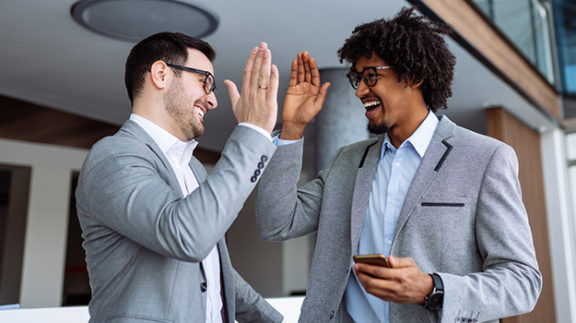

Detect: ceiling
[0, 0, 556, 151]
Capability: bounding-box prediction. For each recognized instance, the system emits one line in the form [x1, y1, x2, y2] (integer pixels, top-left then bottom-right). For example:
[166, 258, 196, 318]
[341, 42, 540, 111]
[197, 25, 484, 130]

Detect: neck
[388, 108, 429, 148]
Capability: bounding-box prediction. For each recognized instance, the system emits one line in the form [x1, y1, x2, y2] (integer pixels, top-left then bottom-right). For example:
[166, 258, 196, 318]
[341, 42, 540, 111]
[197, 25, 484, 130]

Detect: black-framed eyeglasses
[347, 66, 391, 90]
[166, 63, 217, 95]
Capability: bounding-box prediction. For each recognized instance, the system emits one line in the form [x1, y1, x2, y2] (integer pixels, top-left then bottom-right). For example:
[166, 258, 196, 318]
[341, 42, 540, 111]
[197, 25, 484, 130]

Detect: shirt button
[200, 282, 207, 292]
[393, 161, 400, 167]
[386, 240, 392, 245]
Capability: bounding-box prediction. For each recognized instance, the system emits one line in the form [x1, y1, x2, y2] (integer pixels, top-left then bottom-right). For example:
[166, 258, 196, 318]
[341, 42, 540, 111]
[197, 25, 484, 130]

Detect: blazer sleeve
[256, 138, 342, 241]
[77, 126, 276, 262]
[233, 269, 283, 323]
[439, 144, 542, 322]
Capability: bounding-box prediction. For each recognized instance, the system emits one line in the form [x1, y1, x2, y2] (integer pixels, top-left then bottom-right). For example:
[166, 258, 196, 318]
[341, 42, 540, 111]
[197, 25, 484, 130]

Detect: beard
[368, 122, 388, 134]
[165, 80, 204, 140]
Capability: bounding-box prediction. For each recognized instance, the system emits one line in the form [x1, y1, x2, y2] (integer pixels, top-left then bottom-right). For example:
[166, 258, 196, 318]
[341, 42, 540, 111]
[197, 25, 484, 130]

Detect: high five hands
[224, 46, 329, 137]
[281, 51, 331, 140]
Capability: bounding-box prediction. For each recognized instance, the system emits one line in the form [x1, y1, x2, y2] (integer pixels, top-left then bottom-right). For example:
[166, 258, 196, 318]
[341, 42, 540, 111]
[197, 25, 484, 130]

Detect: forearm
[256, 139, 322, 240]
[81, 126, 277, 261]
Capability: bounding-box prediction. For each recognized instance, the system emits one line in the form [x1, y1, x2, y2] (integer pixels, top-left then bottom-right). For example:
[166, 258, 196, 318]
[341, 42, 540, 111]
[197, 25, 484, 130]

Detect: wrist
[423, 273, 444, 311]
[279, 122, 306, 140]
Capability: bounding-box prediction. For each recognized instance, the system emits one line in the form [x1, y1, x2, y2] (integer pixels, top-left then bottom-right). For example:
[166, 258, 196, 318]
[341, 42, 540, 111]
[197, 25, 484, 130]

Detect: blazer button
[254, 169, 261, 176]
[260, 155, 268, 162]
[250, 176, 258, 183]
[257, 162, 265, 169]
[200, 282, 207, 292]
[329, 311, 334, 319]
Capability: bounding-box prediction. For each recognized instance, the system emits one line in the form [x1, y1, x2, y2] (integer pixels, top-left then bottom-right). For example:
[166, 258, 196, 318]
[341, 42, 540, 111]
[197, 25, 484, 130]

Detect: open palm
[281, 52, 330, 138]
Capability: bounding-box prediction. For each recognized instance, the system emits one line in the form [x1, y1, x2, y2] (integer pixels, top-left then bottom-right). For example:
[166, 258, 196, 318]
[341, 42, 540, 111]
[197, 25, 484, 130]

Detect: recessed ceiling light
[71, 0, 219, 42]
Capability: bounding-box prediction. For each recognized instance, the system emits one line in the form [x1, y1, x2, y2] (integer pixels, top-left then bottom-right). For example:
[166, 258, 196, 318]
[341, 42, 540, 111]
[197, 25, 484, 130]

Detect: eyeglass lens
[348, 67, 379, 90]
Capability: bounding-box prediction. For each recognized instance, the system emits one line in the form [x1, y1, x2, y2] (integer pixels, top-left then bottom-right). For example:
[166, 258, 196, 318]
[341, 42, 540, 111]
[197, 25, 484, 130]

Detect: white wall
[0, 138, 87, 308]
[540, 129, 576, 323]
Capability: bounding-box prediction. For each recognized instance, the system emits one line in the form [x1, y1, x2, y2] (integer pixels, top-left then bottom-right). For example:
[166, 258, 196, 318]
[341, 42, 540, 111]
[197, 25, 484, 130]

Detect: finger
[224, 80, 240, 108]
[354, 262, 390, 279]
[242, 47, 259, 94]
[288, 59, 298, 87]
[303, 51, 312, 83]
[297, 52, 305, 83]
[388, 256, 416, 268]
[355, 271, 392, 300]
[252, 42, 269, 88]
[310, 57, 321, 87]
[269, 64, 280, 101]
[314, 82, 331, 110]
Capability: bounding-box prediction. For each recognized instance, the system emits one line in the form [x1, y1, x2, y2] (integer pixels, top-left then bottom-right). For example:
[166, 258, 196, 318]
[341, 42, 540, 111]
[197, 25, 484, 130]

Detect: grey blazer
[76, 120, 282, 323]
[256, 116, 542, 323]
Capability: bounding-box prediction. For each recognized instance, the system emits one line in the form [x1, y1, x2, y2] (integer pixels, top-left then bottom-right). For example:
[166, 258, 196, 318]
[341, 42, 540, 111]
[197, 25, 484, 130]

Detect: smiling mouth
[195, 106, 206, 120]
[363, 99, 382, 111]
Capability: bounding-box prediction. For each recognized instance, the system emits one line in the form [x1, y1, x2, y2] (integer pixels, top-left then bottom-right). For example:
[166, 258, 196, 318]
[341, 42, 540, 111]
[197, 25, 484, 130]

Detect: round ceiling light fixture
[71, 0, 219, 42]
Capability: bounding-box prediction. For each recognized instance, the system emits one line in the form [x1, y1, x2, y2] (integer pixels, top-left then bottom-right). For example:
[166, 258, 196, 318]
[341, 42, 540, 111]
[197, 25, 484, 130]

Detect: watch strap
[424, 273, 444, 310]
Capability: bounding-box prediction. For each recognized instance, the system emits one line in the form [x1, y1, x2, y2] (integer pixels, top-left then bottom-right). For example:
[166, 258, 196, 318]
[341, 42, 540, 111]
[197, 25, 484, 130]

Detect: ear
[149, 60, 170, 90]
[410, 79, 424, 89]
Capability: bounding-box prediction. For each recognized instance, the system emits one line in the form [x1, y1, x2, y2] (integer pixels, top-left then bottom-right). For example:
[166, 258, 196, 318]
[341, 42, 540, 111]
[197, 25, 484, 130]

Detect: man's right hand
[280, 51, 331, 140]
[224, 42, 279, 134]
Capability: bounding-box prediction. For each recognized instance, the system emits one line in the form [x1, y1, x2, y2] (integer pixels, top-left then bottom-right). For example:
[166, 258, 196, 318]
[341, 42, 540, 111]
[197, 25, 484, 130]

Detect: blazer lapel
[120, 120, 182, 193]
[189, 157, 208, 183]
[393, 116, 456, 240]
[350, 137, 382, 255]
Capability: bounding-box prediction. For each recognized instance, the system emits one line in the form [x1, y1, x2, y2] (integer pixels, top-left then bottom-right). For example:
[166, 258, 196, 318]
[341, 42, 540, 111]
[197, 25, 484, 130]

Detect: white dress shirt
[130, 113, 223, 323]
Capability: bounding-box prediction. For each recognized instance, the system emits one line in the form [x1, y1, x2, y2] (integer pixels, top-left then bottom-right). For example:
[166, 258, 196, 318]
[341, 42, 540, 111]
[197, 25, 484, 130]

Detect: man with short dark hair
[257, 8, 542, 322]
[76, 32, 282, 323]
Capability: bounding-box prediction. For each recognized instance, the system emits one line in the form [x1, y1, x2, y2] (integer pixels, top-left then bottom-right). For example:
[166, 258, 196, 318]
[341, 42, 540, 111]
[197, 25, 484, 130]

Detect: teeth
[196, 107, 205, 119]
[363, 101, 382, 108]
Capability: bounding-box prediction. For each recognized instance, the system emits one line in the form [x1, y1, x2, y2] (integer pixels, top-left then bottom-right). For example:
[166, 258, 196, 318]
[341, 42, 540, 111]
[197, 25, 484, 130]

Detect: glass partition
[553, 0, 576, 97]
[473, 0, 557, 85]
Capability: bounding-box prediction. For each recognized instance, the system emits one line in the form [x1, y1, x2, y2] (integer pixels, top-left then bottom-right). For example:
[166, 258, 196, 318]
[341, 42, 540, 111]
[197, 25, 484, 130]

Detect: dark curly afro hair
[337, 7, 455, 112]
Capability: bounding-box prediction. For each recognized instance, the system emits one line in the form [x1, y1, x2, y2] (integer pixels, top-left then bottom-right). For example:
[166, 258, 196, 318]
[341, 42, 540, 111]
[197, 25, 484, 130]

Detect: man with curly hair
[256, 7, 542, 323]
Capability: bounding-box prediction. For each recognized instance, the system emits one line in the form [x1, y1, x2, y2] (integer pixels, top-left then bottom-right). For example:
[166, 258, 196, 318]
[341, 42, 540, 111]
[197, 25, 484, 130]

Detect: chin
[368, 123, 388, 134]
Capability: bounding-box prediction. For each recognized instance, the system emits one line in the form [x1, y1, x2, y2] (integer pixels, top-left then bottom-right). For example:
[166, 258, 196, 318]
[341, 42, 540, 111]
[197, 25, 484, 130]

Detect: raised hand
[224, 42, 279, 134]
[280, 51, 331, 140]
[354, 255, 433, 304]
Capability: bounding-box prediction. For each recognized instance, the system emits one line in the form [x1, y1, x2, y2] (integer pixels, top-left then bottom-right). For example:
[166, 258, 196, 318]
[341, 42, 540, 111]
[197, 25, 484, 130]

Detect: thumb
[388, 256, 416, 268]
[224, 80, 240, 109]
[314, 82, 331, 109]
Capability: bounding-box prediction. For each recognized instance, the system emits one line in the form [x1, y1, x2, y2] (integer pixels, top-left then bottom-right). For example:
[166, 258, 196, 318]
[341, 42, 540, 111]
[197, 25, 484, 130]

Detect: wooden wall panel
[486, 107, 556, 323]
[0, 94, 221, 164]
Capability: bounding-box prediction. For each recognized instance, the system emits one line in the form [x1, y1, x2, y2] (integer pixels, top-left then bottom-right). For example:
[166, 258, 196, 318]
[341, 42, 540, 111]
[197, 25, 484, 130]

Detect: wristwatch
[424, 273, 444, 310]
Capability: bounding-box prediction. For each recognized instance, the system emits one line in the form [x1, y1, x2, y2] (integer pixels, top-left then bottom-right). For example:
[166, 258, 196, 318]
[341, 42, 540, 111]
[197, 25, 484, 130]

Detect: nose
[205, 92, 217, 109]
[355, 80, 370, 98]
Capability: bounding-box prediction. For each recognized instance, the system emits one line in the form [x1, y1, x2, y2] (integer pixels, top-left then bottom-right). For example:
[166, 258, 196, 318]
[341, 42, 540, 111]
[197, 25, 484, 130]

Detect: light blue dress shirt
[345, 111, 438, 323]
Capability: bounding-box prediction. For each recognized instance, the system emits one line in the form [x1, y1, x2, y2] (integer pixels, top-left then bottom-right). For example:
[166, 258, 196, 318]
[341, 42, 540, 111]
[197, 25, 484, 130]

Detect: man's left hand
[354, 255, 434, 304]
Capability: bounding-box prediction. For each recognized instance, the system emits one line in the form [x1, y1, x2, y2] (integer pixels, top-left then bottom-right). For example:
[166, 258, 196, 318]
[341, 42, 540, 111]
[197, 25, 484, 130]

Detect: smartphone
[353, 254, 390, 267]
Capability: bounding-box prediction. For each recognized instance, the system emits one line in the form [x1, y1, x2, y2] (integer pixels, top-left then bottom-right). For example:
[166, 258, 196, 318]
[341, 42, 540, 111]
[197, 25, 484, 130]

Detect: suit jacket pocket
[421, 202, 465, 207]
[108, 315, 173, 323]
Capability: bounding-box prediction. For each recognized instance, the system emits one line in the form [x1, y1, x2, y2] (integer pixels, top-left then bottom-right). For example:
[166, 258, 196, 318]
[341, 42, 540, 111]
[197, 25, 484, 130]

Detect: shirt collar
[129, 113, 198, 162]
[381, 110, 439, 158]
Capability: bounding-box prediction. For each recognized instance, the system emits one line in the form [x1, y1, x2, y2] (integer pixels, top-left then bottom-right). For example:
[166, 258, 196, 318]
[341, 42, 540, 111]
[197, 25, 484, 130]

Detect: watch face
[427, 292, 443, 310]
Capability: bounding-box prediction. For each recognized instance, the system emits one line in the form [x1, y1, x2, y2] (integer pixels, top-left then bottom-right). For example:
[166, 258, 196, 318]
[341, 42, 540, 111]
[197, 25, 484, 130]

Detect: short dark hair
[337, 7, 455, 112]
[124, 32, 215, 104]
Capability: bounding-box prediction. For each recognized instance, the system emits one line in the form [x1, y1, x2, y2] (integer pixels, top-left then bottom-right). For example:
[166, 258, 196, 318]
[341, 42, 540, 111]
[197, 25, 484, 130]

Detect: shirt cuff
[238, 123, 272, 141]
[274, 135, 302, 146]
